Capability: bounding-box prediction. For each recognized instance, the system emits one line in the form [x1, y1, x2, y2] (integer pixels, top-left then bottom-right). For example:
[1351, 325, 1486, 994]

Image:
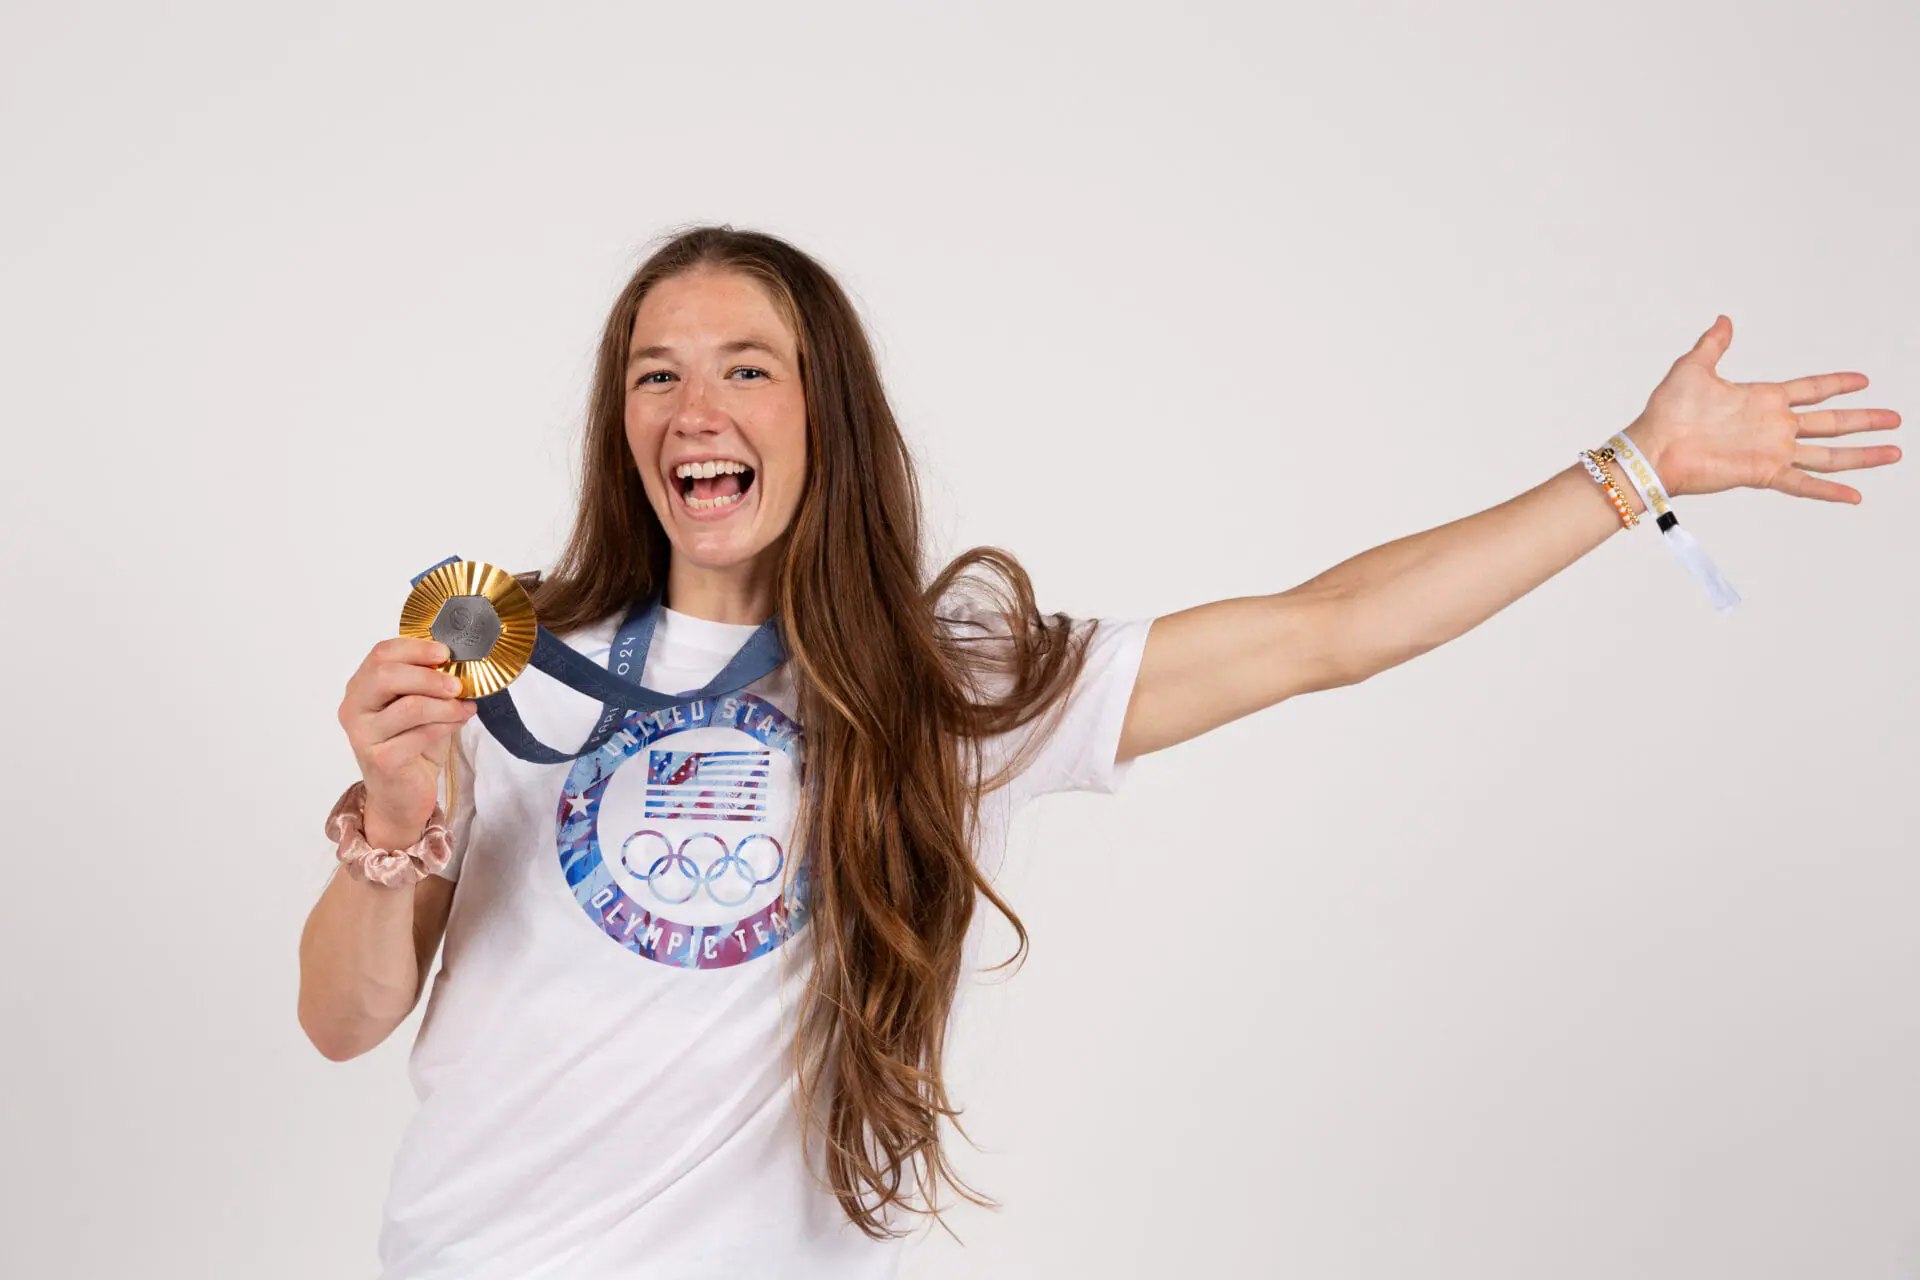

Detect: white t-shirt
[374, 602, 1152, 1279]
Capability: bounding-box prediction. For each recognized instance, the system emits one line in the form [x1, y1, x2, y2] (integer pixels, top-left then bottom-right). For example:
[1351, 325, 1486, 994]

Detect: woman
[298, 226, 1900, 1277]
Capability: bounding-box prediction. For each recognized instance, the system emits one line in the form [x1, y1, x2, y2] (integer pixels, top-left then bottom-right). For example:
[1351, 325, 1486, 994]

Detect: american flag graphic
[643, 749, 771, 822]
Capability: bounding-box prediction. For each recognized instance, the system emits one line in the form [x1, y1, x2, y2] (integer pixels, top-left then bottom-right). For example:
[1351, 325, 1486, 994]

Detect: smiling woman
[300, 224, 1902, 1279]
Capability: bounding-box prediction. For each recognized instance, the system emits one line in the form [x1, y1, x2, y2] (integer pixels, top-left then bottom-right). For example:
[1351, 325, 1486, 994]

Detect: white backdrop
[3, 1, 1915, 1276]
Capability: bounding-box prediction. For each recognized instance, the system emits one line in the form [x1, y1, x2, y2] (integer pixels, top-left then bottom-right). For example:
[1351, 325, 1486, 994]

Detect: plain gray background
[3, 1, 1915, 1276]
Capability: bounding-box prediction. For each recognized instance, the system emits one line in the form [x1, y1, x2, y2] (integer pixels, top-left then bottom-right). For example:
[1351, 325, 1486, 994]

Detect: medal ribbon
[410, 556, 788, 764]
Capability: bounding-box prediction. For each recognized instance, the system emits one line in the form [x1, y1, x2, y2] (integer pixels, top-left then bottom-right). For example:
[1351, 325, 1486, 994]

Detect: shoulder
[930, 585, 1035, 704]
[932, 587, 1015, 646]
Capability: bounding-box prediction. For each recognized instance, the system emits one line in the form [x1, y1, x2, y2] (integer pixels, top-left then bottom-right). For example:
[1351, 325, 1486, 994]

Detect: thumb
[1678, 314, 1733, 372]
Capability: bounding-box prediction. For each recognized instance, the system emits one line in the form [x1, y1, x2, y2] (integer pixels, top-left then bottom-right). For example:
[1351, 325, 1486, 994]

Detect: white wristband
[1605, 432, 1740, 613]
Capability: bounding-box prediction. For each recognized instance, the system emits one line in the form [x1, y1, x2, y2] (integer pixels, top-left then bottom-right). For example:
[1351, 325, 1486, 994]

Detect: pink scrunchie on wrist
[326, 780, 453, 887]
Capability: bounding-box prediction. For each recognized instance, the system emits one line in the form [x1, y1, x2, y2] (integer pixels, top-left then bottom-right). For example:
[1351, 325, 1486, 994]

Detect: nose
[670, 371, 728, 436]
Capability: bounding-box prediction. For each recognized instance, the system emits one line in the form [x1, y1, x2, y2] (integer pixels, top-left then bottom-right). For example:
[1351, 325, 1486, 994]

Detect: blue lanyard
[444, 577, 788, 765]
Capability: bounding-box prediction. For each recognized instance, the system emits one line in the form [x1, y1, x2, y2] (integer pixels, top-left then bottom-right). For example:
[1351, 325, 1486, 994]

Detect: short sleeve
[1004, 616, 1153, 805]
[429, 716, 479, 882]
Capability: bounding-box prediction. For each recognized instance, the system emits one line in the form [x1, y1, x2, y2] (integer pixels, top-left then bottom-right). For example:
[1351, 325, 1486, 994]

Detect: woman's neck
[664, 558, 777, 625]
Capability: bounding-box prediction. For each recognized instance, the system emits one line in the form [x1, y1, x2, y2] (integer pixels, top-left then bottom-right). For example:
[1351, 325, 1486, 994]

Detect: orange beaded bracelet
[1579, 447, 1639, 530]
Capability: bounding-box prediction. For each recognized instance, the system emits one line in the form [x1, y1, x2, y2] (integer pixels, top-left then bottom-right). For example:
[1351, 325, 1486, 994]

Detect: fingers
[1793, 406, 1901, 438]
[363, 636, 452, 677]
[1770, 467, 1862, 504]
[386, 636, 451, 668]
[1679, 315, 1733, 372]
[1777, 371, 1870, 407]
[339, 636, 471, 748]
[344, 639, 458, 713]
[1792, 442, 1903, 474]
[366, 720, 464, 766]
[365, 692, 475, 746]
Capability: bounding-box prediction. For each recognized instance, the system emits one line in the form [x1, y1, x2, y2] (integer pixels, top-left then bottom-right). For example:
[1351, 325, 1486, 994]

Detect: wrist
[1586, 426, 1743, 612]
[326, 781, 452, 887]
[363, 811, 426, 853]
[1621, 420, 1679, 499]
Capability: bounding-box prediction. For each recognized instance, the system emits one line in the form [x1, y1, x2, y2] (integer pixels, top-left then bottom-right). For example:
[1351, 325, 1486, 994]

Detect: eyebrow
[626, 338, 786, 368]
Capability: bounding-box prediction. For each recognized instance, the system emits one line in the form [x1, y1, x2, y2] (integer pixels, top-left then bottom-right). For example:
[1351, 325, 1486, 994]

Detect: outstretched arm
[1117, 317, 1902, 762]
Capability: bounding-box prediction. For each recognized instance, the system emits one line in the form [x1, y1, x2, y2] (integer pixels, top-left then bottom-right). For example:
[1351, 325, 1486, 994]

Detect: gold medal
[398, 559, 538, 699]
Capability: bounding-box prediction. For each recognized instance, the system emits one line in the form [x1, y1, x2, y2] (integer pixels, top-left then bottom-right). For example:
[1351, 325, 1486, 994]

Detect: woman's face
[624, 266, 807, 580]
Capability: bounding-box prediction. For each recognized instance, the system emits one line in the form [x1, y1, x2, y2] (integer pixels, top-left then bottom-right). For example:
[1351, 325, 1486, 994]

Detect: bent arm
[297, 813, 456, 1062]
[1118, 459, 1635, 760]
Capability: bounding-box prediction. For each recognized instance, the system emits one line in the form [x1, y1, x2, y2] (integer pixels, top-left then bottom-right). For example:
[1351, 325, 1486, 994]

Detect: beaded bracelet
[1578, 447, 1639, 530]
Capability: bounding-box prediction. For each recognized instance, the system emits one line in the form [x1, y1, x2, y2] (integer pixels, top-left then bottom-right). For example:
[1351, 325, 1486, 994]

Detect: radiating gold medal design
[398, 559, 538, 699]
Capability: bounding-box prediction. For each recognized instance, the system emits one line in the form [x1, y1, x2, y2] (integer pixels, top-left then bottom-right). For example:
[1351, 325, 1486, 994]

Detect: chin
[659, 517, 782, 575]
[674, 538, 762, 571]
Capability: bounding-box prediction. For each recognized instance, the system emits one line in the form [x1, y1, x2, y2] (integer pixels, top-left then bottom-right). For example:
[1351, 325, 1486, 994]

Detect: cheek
[624, 408, 663, 469]
[775, 432, 805, 483]
[772, 404, 808, 494]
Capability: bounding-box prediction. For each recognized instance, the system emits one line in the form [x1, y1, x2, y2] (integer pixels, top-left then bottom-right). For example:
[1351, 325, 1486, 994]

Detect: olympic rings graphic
[619, 829, 786, 906]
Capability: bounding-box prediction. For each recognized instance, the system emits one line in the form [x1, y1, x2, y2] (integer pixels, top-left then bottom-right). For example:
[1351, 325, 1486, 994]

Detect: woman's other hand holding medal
[337, 637, 477, 851]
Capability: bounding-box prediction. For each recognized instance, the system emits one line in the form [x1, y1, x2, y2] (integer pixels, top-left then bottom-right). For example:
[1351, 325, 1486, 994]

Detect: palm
[1628, 316, 1902, 504]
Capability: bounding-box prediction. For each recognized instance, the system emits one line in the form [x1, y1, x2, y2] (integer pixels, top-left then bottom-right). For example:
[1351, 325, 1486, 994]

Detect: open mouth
[673, 459, 757, 513]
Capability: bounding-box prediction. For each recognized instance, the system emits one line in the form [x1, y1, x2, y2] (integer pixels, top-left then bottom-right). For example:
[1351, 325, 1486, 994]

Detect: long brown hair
[528, 225, 1091, 1235]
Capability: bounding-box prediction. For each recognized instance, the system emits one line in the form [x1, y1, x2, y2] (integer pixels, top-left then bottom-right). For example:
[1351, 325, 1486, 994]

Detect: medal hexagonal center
[431, 594, 502, 661]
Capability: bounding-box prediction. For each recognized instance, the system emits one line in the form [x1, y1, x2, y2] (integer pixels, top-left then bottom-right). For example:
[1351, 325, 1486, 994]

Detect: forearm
[1303, 459, 1641, 687]
[297, 815, 428, 1060]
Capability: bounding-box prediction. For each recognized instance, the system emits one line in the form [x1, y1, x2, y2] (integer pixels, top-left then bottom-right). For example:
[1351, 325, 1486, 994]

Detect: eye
[731, 367, 767, 381]
[634, 370, 674, 387]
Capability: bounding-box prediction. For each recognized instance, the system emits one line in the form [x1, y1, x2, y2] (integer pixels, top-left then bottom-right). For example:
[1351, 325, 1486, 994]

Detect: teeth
[684, 489, 747, 511]
[673, 460, 749, 479]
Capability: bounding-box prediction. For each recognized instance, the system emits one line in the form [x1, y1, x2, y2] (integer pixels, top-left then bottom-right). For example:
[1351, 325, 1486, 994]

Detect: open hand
[1626, 316, 1901, 503]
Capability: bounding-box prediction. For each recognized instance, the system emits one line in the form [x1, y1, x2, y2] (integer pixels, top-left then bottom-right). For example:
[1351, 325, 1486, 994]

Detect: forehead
[629, 267, 796, 359]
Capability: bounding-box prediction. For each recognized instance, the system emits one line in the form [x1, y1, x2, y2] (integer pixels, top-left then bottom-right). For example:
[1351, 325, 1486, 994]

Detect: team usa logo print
[556, 692, 807, 969]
